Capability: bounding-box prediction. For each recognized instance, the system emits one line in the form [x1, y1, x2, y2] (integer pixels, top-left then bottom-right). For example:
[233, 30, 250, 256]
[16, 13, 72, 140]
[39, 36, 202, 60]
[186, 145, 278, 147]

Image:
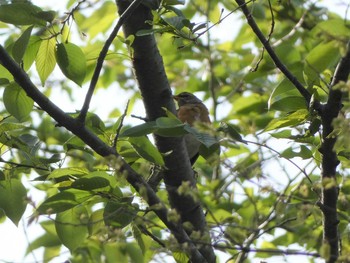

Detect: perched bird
[173, 92, 211, 164]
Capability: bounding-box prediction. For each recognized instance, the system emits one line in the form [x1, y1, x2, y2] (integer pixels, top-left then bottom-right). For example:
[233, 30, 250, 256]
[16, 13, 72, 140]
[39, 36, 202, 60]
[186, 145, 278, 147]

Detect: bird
[173, 92, 211, 165]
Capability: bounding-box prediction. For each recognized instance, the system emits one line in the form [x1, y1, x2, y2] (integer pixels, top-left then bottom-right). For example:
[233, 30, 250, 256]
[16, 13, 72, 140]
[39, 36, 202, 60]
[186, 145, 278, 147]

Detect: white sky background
[0, 0, 349, 263]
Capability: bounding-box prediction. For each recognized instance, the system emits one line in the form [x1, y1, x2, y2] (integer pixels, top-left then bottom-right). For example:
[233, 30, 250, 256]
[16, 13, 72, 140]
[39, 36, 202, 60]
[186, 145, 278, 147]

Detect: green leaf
[184, 125, 218, 148]
[316, 19, 350, 38]
[155, 117, 186, 136]
[71, 177, 110, 191]
[269, 78, 307, 112]
[120, 122, 157, 137]
[304, 41, 340, 85]
[36, 37, 56, 86]
[12, 26, 33, 63]
[269, 96, 307, 112]
[270, 129, 292, 139]
[251, 3, 265, 19]
[0, 179, 27, 226]
[47, 167, 89, 180]
[0, 122, 25, 133]
[22, 36, 41, 71]
[37, 189, 92, 214]
[55, 206, 89, 251]
[0, 78, 9, 85]
[26, 232, 61, 255]
[125, 243, 144, 263]
[264, 109, 309, 131]
[74, 1, 117, 39]
[56, 42, 86, 86]
[104, 201, 137, 228]
[128, 136, 164, 165]
[36, 10, 56, 23]
[3, 82, 34, 122]
[199, 142, 220, 161]
[156, 116, 183, 128]
[88, 209, 105, 235]
[104, 243, 128, 262]
[280, 145, 313, 159]
[132, 224, 146, 254]
[0, 3, 46, 26]
[233, 93, 267, 115]
[164, 16, 186, 30]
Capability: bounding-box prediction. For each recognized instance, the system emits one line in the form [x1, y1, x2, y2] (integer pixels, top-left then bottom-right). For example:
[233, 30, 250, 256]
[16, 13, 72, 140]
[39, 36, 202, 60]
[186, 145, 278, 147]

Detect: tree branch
[116, 1, 216, 262]
[235, 0, 312, 104]
[78, 0, 144, 123]
[318, 40, 350, 263]
[0, 44, 205, 263]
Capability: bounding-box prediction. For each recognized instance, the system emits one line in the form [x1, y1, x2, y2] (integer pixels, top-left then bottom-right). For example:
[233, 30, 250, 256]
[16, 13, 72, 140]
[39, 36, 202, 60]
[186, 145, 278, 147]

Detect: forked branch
[235, 0, 312, 104]
[0, 44, 206, 263]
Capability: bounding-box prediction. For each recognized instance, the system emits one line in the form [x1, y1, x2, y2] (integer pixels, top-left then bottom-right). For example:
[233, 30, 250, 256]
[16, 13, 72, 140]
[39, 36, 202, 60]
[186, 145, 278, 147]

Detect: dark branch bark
[0, 45, 205, 262]
[235, 1, 350, 262]
[115, 1, 216, 262]
[318, 41, 350, 263]
[235, 0, 312, 104]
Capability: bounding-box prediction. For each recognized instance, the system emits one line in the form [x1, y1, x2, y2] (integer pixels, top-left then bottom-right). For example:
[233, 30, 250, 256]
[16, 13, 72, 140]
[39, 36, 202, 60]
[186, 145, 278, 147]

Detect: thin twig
[266, 0, 275, 42]
[244, 140, 315, 187]
[78, 0, 144, 123]
[235, 0, 312, 104]
[131, 114, 148, 122]
[272, 11, 306, 47]
[0, 158, 51, 171]
[113, 100, 129, 148]
[251, 0, 274, 72]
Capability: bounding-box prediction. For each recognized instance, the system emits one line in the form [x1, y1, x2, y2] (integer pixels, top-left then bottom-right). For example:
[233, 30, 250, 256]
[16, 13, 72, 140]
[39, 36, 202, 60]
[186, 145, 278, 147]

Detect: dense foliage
[0, 0, 350, 262]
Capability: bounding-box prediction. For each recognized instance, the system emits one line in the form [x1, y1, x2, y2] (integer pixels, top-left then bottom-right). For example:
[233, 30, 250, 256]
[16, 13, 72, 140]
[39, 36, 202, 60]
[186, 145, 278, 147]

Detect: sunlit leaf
[22, 35, 42, 71]
[264, 109, 309, 131]
[304, 40, 340, 85]
[36, 37, 56, 86]
[47, 167, 89, 180]
[316, 19, 350, 38]
[56, 42, 86, 86]
[269, 78, 307, 112]
[125, 243, 144, 263]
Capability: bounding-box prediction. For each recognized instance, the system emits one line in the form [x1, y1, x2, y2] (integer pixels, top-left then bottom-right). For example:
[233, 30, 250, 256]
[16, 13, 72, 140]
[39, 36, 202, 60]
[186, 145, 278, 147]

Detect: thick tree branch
[318, 41, 350, 263]
[235, 1, 349, 262]
[0, 44, 205, 263]
[78, 0, 144, 123]
[115, 1, 216, 262]
[235, 0, 312, 104]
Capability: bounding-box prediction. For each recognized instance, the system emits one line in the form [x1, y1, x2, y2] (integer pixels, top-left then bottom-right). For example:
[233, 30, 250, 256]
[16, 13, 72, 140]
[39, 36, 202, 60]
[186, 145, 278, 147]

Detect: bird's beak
[173, 95, 179, 101]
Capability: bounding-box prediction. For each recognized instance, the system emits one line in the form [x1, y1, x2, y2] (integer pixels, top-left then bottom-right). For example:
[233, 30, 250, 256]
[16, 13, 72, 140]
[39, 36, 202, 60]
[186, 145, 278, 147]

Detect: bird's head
[173, 92, 203, 106]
